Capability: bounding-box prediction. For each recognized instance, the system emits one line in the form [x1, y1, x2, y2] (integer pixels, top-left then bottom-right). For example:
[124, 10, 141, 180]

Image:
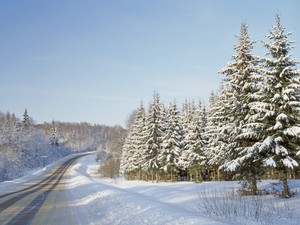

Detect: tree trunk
[212, 169, 216, 181]
[282, 172, 291, 197]
[251, 178, 258, 195]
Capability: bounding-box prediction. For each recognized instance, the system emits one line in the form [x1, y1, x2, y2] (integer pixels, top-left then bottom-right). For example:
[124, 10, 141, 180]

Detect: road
[0, 154, 88, 225]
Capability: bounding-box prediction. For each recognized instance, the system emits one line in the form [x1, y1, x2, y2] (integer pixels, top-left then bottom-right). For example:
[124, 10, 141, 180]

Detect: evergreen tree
[180, 100, 192, 150]
[180, 101, 206, 181]
[219, 23, 263, 194]
[50, 120, 59, 147]
[198, 100, 207, 135]
[120, 129, 135, 178]
[257, 14, 300, 197]
[22, 109, 30, 128]
[159, 101, 182, 181]
[21, 108, 33, 140]
[142, 93, 164, 182]
[178, 100, 192, 176]
[204, 92, 217, 169]
[120, 103, 146, 179]
[205, 89, 229, 181]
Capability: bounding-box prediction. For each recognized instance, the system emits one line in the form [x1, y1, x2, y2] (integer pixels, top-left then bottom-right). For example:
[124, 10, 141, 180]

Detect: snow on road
[1, 154, 300, 225]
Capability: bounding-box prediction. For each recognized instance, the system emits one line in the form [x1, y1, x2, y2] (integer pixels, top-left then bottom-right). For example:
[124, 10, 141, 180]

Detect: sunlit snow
[1, 154, 300, 225]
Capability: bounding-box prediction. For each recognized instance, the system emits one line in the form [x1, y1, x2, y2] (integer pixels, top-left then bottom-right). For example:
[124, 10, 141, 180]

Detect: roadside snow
[67, 155, 229, 225]
[66, 155, 300, 225]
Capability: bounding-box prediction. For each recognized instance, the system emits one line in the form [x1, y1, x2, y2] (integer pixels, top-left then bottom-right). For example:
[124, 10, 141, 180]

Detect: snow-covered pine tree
[120, 103, 146, 180]
[198, 100, 208, 178]
[142, 92, 164, 182]
[257, 14, 300, 197]
[20, 108, 34, 142]
[50, 120, 59, 147]
[181, 100, 191, 121]
[218, 23, 263, 194]
[22, 109, 30, 129]
[19, 109, 35, 160]
[180, 101, 206, 182]
[198, 100, 207, 135]
[120, 131, 134, 179]
[179, 101, 192, 166]
[132, 103, 147, 180]
[179, 100, 191, 148]
[178, 100, 192, 178]
[159, 100, 182, 181]
[205, 90, 228, 181]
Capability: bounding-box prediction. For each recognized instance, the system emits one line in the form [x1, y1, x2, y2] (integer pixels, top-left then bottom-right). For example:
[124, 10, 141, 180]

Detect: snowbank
[69, 155, 300, 225]
[67, 154, 228, 225]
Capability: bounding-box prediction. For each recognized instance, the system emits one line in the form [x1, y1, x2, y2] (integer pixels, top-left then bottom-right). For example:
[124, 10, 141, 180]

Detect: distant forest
[0, 109, 126, 182]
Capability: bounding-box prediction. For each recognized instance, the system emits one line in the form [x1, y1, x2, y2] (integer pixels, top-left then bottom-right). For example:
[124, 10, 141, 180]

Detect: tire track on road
[0, 154, 89, 224]
[0, 157, 75, 212]
[5, 158, 76, 225]
[0, 165, 62, 200]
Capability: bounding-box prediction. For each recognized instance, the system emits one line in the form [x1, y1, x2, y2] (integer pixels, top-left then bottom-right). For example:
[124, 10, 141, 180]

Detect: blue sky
[0, 1, 299, 127]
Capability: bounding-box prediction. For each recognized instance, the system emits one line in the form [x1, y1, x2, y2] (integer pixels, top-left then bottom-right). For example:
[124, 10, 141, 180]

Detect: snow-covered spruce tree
[198, 100, 208, 178]
[205, 88, 231, 181]
[131, 103, 147, 180]
[179, 100, 191, 150]
[50, 120, 59, 147]
[119, 131, 133, 179]
[178, 100, 192, 177]
[179, 102, 192, 154]
[180, 101, 206, 182]
[198, 100, 207, 135]
[181, 103, 192, 164]
[120, 103, 146, 180]
[257, 14, 300, 197]
[21, 109, 31, 131]
[19, 109, 36, 164]
[142, 92, 165, 182]
[158, 100, 182, 181]
[218, 23, 263, 195]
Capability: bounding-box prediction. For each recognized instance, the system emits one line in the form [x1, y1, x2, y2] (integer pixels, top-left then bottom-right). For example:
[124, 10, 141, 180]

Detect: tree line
[120, 95, 207, 182]
[0, 109, 63, 181]
[0, 109, 126, 182]
[120, 14, 300, 197]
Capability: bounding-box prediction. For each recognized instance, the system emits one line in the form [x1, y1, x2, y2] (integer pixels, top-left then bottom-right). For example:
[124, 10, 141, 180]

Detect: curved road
[0, 154, 89, 225]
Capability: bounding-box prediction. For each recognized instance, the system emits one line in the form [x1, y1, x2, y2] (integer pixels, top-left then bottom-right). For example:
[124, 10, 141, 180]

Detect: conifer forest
[120, 14, 300, 197]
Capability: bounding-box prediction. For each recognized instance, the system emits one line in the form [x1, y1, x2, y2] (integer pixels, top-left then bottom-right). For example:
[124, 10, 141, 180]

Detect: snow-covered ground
[1, 154, 300, 225]
[66, 155, 227, 225]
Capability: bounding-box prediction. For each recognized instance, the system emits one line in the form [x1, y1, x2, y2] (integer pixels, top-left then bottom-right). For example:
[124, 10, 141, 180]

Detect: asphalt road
[0, 154, 88, 225]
